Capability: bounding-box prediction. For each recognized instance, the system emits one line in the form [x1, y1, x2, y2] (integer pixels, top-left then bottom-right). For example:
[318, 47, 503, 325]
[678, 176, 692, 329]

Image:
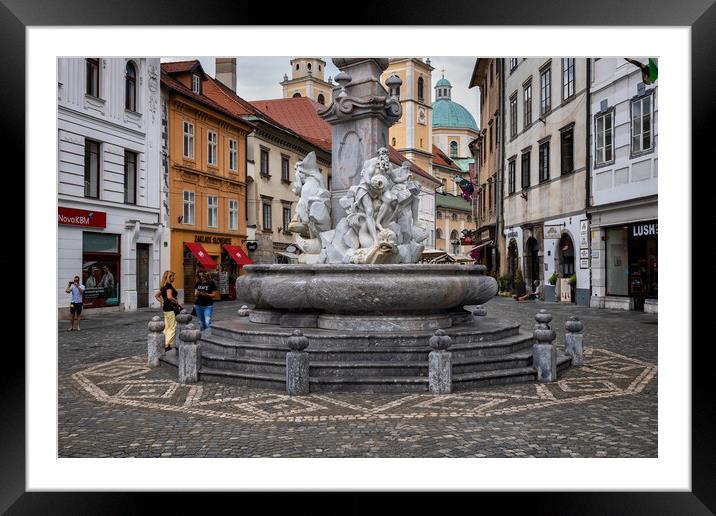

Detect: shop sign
[194, 235, 232, 245]
[631, 222, 658, 238]
[579, 249, 589, 259]
[580, 220, 589, 249]
[58, 207, 106, 228]
[544, 225, 561, 239]
[246, 241, 258, 252]
[580, 258, 589, 269]
[506, 230, 518, 239]
[480, 230, 490, 241]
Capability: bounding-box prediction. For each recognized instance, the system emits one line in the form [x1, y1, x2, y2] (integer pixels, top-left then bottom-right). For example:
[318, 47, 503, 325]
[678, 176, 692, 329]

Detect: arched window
[436, 228, 443, 240]
[450, 230, 460, 254]
[125, 61, 136, 111]
[307, 63, 312, 71]
[418, 77, 424, 102]
[293, 92, 301, 98]
[452, 213, 458, 221]
[319, 64, 322, 71]
[436, 211, 442, 219]
[392, 137, 396, 146]
[467, 214, 472, 222]
[450, 141, 458, 158]
[296, 64, 300, 70]
[317, 93, 325, 105]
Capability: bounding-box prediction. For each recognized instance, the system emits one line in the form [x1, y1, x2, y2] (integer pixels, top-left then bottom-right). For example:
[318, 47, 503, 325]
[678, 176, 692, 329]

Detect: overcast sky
[162, 56, 481, 128]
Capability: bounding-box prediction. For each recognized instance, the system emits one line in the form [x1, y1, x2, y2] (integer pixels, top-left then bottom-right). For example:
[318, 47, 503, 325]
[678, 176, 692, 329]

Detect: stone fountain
[162, 59, 572, 392]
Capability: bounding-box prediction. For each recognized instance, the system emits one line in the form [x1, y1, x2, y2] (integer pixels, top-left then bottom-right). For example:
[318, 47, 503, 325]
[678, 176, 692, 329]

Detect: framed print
[5, 0, 710, 512]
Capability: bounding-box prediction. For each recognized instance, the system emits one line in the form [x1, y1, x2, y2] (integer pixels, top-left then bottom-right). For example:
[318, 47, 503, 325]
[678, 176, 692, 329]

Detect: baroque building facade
[160, 60, 253, 304]
[281, 57, 334, 106]
[587, 58, 658, 313]
[57, 57, 162, 316]
[502, 58, 591, 305]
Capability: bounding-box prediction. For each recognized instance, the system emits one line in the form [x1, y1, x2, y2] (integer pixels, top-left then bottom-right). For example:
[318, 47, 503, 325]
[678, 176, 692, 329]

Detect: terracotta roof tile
[161, 60, 208, 79]
[432, 144, 462, 172]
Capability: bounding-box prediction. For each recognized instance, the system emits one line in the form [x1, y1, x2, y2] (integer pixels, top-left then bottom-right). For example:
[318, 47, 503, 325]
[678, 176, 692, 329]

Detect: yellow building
[161, 61, 254, 303]
[381, 58, 434, 175]
[281, 58, 334, 106]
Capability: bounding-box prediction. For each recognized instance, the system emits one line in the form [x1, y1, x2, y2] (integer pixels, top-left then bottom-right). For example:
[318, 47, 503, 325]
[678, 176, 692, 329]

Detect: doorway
[525, 237, 540, 288]
[136, 244, 150, 308]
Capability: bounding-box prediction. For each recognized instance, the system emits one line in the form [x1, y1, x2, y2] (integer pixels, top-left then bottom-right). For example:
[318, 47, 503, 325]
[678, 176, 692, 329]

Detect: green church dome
[435, 77, 451, 88]
[432, 98, 478, 131]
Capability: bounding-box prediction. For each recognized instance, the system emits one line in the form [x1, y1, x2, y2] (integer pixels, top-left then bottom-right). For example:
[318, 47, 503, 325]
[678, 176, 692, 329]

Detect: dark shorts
[70, 302, 83, 315]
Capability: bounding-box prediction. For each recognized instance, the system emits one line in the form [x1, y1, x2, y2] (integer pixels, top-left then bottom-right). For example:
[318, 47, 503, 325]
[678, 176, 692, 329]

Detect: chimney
[216, 58, 237, 92]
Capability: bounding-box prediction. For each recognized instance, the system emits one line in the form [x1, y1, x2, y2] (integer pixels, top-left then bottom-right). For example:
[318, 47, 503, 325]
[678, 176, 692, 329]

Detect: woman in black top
[154, 270, 181, 351]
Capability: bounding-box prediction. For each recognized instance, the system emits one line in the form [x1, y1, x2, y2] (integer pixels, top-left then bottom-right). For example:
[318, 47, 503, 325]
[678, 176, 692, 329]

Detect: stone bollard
[237, 305, 250, 317]
[175, 309, 193, 350]
[147, 316, 165, 368]
[533, 309, 557, 382]
[473, 305, 487, 318]
[565, 316, 584, 366]
[286, 329, 310, 396]
[428, 329, 452, 394]
[178, 323, 202, 384]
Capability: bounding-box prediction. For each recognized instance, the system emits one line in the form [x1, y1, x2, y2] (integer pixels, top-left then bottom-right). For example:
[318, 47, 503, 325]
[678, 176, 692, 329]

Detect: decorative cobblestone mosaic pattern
[72, 347, 656, 424]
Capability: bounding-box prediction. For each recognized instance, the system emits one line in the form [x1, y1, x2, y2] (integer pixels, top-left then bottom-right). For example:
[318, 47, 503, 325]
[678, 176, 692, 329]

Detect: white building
[57, 57, 163, 316]
[502, 58, 590, 305]
[588, 58, 658, 313]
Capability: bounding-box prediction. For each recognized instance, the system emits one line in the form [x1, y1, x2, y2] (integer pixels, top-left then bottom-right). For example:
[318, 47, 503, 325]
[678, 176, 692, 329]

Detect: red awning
[185, 242, 218, 269]
[223, 244, 253, 266]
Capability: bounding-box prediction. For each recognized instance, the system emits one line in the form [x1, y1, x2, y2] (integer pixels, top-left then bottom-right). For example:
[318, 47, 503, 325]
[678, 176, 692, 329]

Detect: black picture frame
[4, 0, 709, 512]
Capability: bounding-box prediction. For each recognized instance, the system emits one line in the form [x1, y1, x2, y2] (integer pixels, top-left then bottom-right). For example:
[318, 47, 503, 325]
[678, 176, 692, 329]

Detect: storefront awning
[470, 240, 494, 252]
[276, 251, 300, 260]
[185, 242, 218, 269]
[223, 244, 253, 266]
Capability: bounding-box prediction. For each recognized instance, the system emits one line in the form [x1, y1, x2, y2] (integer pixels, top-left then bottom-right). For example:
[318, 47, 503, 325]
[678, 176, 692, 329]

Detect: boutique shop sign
[630, 221, 657, 238]
[58, 207, 106, 228]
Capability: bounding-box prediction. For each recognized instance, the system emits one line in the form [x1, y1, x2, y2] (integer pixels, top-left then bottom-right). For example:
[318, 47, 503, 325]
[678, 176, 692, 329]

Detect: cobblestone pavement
[58, 297, 657, 458]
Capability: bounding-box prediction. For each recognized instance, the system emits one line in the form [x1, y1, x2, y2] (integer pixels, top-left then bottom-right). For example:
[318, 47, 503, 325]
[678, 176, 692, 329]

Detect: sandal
[66, 328, 73, 332]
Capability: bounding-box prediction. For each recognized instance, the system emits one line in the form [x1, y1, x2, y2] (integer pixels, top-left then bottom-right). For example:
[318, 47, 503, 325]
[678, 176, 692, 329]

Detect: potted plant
[549, 272, 558, 286]
[569, 273, 577, 303]
[498, 274, 511, 295]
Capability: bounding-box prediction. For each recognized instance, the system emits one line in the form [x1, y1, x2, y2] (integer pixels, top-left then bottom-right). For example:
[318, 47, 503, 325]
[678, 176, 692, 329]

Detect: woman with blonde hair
[154, 270, 182, 351]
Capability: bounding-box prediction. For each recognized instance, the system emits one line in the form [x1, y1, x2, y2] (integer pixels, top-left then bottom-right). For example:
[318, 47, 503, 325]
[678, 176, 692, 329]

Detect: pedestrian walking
[193, 269, 217, 331]
[65, 275, 85, 331]
[154, 270, 182, 351]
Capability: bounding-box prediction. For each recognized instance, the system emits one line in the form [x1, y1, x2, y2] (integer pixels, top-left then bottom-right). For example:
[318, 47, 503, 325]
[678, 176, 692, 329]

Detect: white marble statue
[318, 147, 426, 264]
[287, 152, 331, 261]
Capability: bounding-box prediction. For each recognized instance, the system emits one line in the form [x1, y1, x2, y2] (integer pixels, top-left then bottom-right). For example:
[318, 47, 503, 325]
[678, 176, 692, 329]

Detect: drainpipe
[585, 58, 592, 304]
[498, 58, 505, 277]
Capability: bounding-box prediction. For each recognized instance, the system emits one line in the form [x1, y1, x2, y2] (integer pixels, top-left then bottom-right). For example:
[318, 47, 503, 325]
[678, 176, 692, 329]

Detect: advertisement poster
[82, 260, 119, 308]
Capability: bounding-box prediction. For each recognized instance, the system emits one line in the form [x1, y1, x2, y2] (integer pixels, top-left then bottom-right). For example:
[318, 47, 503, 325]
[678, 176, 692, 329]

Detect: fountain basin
[236, 264, 497, 317]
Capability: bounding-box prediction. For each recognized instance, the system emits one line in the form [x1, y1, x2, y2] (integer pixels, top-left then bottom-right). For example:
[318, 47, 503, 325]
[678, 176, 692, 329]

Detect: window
[182, 191, 195, 224]
[418, 77, 424, 102]
[538, 142, 550, 183]
[84, 140, 100, 199]
[192, 74, 201, 94]
[467, 214, 472, 222]
[510, 93, 518, 138]
[124, 150, 137, 204]
[307, 63, 312, 71]
[317, 93, 325, 105]
[562, 58, 575, 100]
[631, 93, 653, 154]
[262, 202, 272, 230]
[125, 62, 136, 111]
[450, 141, 458, 158]
[436, 228, 443, 240]
[260, 148, 270, 176]
[296, 64, 299, 70]
[490, 125, 494, 154]
[292, 92, 301, 98]
[228, 199, 238, 230]
[207, 130, 217, 166]
[436, 211, 442, 219]
[540, 67, 551, 114]
[508, 159, 516, 194]
[523, 81, 532, 129]
[86, 58, 100, 97]
[183, 121, 194, 159]
[281, 155, 290, 182]
[392, 137, 396, 146]
[207, 195, 218, 228]
[595, 110, 614, 165]
[452, 213, 457, 221]
[561, 127, 574, 174]
[283, 206, 291, 232]
[228, 139, 238, 171]
[521, 152, 530, 190]
[509, 58, 518, 72]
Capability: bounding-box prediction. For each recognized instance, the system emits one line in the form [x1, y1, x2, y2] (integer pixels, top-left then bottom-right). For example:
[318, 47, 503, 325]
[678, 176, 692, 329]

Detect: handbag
[172, 303, 183, 316]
